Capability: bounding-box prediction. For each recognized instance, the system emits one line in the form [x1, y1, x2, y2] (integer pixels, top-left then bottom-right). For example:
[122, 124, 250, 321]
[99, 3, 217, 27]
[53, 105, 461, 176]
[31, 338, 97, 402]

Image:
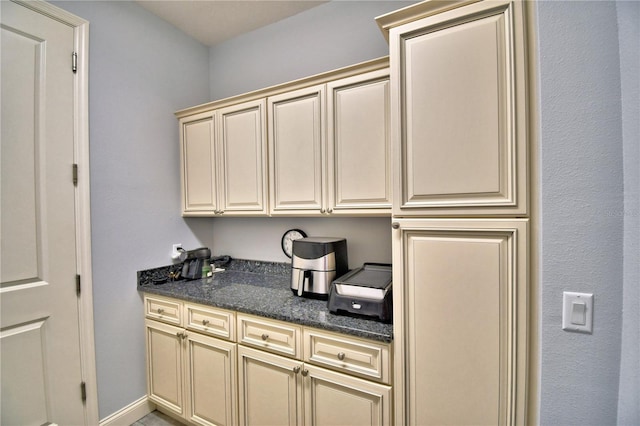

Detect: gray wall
[51, 1, 211, 419]
[209, 1, 412, 100]
[617, 1, 640, 424]
[536, 1, 635, 424]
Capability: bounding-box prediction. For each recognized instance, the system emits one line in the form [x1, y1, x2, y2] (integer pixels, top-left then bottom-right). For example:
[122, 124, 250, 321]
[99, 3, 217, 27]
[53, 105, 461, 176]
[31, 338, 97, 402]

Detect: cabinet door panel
[269, 85, 324, 213]
[392, 0, 528, 216]
[218, 100, 268, 214]
[327, 70, 391, 214]
[181, 113, 216, 213]
[186, 333, 237, 426]
[305, 365, 391, 426]
[145, 319, 184, 415]
[393, 219, 528, 425]
[238, 345, 302, 426]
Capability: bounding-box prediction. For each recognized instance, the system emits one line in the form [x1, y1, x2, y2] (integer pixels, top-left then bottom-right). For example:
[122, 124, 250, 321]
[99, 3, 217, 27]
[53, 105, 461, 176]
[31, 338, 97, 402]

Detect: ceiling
[136, 0, 328, 47]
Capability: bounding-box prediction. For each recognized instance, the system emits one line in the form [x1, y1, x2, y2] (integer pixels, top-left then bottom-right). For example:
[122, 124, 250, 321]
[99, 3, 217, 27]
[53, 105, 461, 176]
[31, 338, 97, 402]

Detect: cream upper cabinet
[268, 73, 392, 216]
[327, 69, 391, 215]
[179, 100, 268, 216]
[177, 58, 390, 217]
[391, 218, 528, 426]
[388, 0, 529, 216]
[268, 84, 326, 215]
[180, 111, 217, 214]
[217, 99, 268, 215]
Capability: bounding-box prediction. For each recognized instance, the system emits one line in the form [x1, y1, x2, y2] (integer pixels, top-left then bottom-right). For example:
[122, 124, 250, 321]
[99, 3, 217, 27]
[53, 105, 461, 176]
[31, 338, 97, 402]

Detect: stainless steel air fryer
[291, 237, 348, 299]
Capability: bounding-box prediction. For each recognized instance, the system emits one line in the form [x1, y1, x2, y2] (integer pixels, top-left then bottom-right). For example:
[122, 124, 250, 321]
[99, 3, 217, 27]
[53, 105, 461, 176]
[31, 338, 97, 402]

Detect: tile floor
[131, 410, 185, 426]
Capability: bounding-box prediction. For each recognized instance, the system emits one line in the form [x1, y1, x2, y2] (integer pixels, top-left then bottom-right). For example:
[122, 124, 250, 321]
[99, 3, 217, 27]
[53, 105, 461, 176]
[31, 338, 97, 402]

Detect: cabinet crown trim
[175, 57, 389, 118]
[375, 0, 480, 40]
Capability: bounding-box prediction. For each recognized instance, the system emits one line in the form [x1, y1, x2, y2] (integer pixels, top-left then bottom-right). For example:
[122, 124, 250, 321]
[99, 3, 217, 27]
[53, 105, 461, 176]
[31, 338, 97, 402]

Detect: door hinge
[72, 52, 78, 73]
[73, 163, 78, 186]
[80, 381, 87, 403]
[76, 274, 81, 296]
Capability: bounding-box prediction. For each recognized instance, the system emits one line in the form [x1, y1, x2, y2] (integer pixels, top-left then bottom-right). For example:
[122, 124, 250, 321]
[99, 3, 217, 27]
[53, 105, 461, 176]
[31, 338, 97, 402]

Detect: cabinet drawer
[185, 303, 235, 341]
[237, 314, 302, 358]
[304, 328, 391, 384]
[145, 295, 182, 326]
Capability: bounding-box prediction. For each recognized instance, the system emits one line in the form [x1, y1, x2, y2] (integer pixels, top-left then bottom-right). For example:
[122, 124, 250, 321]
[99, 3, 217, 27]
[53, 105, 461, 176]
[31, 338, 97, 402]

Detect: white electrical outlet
[171, 244, 183, 260]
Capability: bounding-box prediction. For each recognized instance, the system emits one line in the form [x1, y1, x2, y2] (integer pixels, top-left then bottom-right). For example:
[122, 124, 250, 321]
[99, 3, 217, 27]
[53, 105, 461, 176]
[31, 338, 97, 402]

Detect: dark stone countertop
[137, 259, 393, 343]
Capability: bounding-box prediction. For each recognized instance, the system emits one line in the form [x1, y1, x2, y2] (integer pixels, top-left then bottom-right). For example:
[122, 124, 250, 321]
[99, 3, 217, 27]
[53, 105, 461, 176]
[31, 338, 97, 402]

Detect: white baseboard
[99, 396, 156, 426]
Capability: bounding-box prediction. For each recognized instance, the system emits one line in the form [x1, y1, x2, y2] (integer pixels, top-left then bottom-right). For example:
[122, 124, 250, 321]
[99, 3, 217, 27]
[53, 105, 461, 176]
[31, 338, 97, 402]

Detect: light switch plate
[562, 291, 593, 333]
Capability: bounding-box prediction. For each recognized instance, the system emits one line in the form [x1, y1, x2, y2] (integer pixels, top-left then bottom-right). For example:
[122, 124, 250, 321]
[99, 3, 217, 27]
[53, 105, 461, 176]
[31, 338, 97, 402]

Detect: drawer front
[145, 295, 182, 326]
[237, 314, 301, 358]
[185, 303, 235, 341]
[304, 328, 391, 384]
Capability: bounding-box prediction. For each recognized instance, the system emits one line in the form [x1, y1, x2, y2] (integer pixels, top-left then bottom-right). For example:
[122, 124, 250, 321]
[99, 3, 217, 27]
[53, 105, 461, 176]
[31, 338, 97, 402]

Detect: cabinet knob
[156, 308, 164, 315]
[301, 369, 309, 377]
[337, 352, 346, 361]
[202, 319, 210, 326]
[293, 366, 301, 374]
[391, 222, 400, 229]
[320, 208, 326, 214]
[261, 334, 269, 341]
[327, 208, 333, 214]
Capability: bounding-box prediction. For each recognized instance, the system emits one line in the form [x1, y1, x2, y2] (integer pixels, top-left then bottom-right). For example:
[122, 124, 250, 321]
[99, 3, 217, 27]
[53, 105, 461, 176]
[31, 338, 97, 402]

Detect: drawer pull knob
[261, 334, 269, 341]
[337, 352, 346, 361]
[391, 222, 400, 229]
[157, 308, 164, 314]
[202, 319, 210, 326]
[293, 366, 301, 374]
[301, 369, 309, 377]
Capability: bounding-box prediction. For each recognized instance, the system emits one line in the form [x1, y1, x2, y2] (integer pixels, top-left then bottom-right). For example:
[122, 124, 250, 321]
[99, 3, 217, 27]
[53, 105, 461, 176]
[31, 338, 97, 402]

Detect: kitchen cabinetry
[176, 58, 390, 217]
[217, 100, 268, 215]
[377, 0, 533, 424]
[392, 218, 528, 425]
[268, 85, 325, 215]
[326, 69, 391, 214]
[383, 0, 529, 217]
[145, 295, 237, 426]
[180, 112, 217, 214]
[144, 295, 393, 426]
[179, 99, 267, 216]
[268, 71, 391, 216]
[237, 314, 392, 426]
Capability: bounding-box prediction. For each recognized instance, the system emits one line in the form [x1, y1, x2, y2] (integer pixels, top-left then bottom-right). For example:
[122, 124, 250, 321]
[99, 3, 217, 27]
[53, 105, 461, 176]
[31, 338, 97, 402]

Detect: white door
[1, 1, 87, 424]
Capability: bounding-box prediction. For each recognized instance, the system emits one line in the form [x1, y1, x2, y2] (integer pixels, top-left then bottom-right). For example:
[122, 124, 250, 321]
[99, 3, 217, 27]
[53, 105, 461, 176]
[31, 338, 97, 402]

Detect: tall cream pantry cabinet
[377, 0, 534, 425]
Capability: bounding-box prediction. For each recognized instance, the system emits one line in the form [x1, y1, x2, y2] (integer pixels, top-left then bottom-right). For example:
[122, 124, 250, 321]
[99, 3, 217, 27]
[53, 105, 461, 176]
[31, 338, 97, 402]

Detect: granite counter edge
[138, 285, 393, 343]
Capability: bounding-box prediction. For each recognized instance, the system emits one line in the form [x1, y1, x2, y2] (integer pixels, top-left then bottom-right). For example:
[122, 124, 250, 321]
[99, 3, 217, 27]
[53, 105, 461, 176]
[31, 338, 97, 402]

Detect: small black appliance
[180, 247, 211, 280]
[327, 263, 392, 322]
